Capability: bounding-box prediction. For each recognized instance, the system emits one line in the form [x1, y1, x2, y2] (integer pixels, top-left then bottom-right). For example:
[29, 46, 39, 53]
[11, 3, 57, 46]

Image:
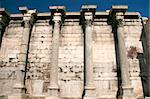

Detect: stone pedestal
[32, 80, 44, 96]
[122, 86, 134, 99]
[83, 86, 96, 99]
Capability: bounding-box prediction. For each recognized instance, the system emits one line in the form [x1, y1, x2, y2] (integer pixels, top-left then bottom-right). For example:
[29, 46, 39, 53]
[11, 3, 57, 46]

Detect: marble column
[47, 6, 65, 99]
[47, 13, 61, 97]
[12, 7, 36, 98]
[111, 5, 135, 99]
[81, 5, 97, 99]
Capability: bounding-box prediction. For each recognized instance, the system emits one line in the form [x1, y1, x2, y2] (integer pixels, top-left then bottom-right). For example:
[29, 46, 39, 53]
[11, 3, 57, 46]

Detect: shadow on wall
[137, 18, 150, 97]
[137, 53, 149, 97]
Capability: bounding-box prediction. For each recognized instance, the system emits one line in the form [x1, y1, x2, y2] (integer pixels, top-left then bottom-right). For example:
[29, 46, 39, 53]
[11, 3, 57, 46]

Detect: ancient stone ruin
[0, 5, 149, 99]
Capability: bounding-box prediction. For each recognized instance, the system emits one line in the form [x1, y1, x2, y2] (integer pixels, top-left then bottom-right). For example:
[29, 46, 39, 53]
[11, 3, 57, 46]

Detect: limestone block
[45, 96, 60, 99]
[8, 95, 26, 99]
[0, 67, 16, 79]
[59, 81, 83, 98]
[109, 80, 118, 91]
[131, 79, 143, 98]
[32, 80, 44, 96]
[35, 26, 51, 33]
[0, 80, 15, 96]
[94, 26, 112, 34]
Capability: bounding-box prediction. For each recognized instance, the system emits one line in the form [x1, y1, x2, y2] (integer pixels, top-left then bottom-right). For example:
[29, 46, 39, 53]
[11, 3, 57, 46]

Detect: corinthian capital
[84, 12, 93, 25]
[53, 13, 62, 24]
[19, 6, 37, 27]
[110, 5, 128, 26]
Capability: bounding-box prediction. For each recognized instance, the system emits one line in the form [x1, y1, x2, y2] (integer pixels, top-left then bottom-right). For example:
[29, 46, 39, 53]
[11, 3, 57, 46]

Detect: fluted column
[111, 5, 135, 99]
[13, 7, 36, 95]
[81, 5, 97, 99]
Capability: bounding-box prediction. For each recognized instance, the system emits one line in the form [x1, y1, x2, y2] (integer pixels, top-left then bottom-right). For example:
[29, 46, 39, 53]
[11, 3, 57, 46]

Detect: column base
[84, 86, 96, 98]
[47, 85, 59, 97]
[122, 86, 135, 99]
[13, 83, 25, 93]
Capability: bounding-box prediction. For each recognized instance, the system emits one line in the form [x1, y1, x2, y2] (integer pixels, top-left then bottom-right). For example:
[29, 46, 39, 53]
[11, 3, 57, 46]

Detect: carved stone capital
[110, 5, 127, 26]
[84, 12, 93, 26]
[53, 13, 62, 25]
[19, 7, 37, 28]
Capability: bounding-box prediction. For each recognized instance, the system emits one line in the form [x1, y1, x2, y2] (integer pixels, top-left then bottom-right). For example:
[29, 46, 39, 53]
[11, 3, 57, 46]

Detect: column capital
[84, 12, 93, 20]
[110, 5, 128, 13]
[0, 8, 10, 27]
[49, 6, 65, 24]
[110, 5, 128, 26]
[49, 6, 65, 16]
[84, 12, 93, 26]
[53, 13, 62, 22]
[81, 5, 97, 18]
[81, 5, 97, 25]
[19, 6, 37, 27]
[81, 5, 97, 12]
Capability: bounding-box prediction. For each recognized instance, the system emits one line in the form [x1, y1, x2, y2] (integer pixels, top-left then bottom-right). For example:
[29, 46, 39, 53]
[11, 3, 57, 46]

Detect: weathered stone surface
[0, 5, 145, 99]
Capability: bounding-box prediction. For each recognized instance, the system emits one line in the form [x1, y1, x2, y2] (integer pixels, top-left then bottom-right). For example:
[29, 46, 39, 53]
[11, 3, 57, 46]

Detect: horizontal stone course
[0, 6, 144, 98]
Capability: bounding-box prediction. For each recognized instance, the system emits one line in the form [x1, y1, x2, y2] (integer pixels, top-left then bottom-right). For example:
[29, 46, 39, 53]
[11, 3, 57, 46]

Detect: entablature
[2, 5, 145, 26]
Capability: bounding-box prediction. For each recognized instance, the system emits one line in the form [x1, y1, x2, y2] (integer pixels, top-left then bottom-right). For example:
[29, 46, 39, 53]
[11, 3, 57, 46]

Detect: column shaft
[48, 13, 61, 97]
[84, 12, 96, 98]
[117, 25, 130, 86]
[85, 23, 94, 87]
[115, 12, 135, 99]
[14, 10, 36, 95]
[50, 20, 60, 86]
[15, 20, 31, 92]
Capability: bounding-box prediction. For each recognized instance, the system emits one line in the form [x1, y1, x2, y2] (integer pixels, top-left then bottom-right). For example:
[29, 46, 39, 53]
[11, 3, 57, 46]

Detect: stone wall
[0, 6, 146, 99]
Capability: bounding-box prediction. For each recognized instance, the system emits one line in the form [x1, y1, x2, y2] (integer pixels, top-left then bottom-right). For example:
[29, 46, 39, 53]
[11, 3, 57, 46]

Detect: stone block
[32, 80, 44, 96]
[45, 96, 60, 99]
[8, 94, 26, 99]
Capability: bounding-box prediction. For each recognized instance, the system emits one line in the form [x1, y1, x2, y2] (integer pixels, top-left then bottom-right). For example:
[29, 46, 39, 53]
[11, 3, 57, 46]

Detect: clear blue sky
[0, 0, 149, 17]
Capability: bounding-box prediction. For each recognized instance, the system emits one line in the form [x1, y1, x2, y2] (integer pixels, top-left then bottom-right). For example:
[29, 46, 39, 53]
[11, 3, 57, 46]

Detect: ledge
[9, 11, 142, 20]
